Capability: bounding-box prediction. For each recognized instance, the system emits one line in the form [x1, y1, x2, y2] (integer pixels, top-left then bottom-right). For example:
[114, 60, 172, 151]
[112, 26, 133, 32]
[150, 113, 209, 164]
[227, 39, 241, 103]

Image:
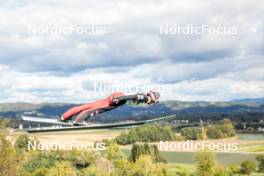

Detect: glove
[146, 91, 160, 104]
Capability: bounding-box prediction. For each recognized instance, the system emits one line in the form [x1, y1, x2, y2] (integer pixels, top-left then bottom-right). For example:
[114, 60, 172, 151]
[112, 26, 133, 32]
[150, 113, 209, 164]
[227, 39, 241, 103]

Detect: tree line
[115, 124, 177, 145]
[180, 119, 236, 140]
[114, 119, 236, 145]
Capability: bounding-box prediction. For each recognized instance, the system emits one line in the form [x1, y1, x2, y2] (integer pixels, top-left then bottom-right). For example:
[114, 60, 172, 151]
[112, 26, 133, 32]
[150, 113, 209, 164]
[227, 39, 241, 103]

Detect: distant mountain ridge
[231, 97, 264, 105]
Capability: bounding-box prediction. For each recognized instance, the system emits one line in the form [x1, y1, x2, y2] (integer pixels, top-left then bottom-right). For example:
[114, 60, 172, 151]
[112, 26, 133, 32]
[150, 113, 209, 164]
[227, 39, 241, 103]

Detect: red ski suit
[61, 91, 159, 123]
[62, 92, 126, 123]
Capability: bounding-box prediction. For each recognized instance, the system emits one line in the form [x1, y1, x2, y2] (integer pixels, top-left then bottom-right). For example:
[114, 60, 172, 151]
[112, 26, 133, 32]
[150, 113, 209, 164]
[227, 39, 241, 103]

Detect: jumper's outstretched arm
[111, 92, 159, 105]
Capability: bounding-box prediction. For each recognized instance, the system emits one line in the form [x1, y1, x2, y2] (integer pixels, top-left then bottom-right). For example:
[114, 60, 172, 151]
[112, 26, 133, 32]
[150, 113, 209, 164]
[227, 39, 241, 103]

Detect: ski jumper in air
[60, 91, 160, 124]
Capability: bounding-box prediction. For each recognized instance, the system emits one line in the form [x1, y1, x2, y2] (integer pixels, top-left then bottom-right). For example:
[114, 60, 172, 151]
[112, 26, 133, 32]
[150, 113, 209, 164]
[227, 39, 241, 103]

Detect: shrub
[0, 119, 9, 136]
[216, 119, 236, 137]
[15, 134, 37, 152]
[206, 126, 224, 139]
[0, 135, 19, 176]
[80, 166, 107, 176]
[181, 127, 202, 140]
[229, 164, 240, 175]
[130, 143, 166, 163]
[132, 155, 167, 176]
[46, 161, 76, 176]
[256, 154, 264, 173]
[105, 142, 124, 162]
[21, 149, 96, 174]
[206, 119, 235, 139]
[214, 164, 227, 176]
[175, 166, 189, 176]
[240, 160, 256, 175]
[116, 124, 175, 145]
[195, 151, 215, 176]
[102, 138, 116, 146]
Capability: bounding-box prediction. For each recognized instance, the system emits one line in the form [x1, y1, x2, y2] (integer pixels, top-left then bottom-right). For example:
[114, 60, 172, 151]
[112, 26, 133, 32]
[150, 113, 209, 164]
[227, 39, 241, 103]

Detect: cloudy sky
[0, 0, 263, 103]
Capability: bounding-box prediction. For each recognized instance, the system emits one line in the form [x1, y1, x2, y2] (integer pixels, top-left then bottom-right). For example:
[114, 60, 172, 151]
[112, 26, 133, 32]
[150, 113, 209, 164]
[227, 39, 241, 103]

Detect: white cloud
[0, 57, 263, 102]
[0, 0, 263, 70]
[0, 0, 263, 102]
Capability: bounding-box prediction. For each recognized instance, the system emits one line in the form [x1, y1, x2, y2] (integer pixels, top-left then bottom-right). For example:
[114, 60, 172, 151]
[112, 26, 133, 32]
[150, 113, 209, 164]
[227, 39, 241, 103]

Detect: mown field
[237, 133, 264, 140]
[9, 129, 264, 165]
[121, 149, 260, 165]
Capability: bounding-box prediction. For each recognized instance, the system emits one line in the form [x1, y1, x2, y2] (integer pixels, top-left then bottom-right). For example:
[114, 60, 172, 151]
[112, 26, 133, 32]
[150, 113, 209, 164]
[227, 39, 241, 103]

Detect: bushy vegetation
[256, 154, 264, 173]
[181, 127, 203, 140]
[193, 150, 260, 176]
[130, 143, 166, 163]
[15, 134, 39, 152]
[240, 160, 256, 175]
[0, 119, 168, 176]
[2, 137, 168, 176]
[206, 119, 236, 139]
[227, 159, 264, 176]
[0, 134, 19, 176]
[195, 151, 215, 176]
[115, 124, 176, 145]
[181, 119, 236, 140]
[115, 119, 235, 145]
[0, 119, 263, 176]
[0, 120, 19, 176]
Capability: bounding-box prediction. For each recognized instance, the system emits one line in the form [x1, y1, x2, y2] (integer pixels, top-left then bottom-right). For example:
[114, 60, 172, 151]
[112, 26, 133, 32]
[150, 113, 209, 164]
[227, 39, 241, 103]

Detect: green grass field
[237, 133, 264, 140]
[167, 163, 195, 176]
[120, 150, 263, 176]
[121, 149, 259, 165]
